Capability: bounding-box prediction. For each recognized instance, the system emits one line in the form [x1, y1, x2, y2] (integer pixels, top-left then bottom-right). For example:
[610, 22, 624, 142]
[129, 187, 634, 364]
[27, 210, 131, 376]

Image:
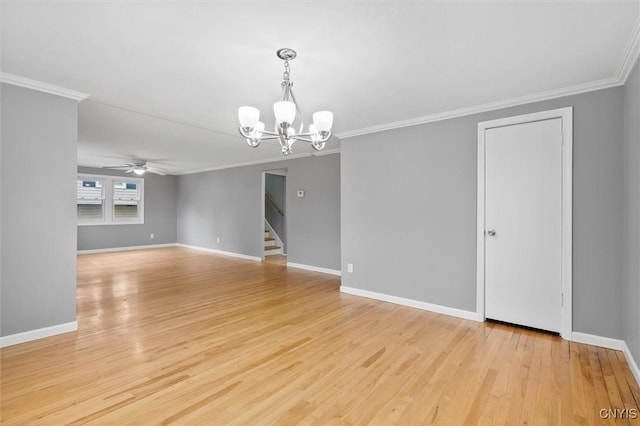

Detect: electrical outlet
[347, 263, 353, 273]
[150, 233, 155, 239]
[216, 237, 220, 243]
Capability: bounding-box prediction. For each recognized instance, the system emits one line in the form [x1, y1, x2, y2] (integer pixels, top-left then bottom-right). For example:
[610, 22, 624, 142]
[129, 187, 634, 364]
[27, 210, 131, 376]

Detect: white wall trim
[622, 342, 640, 387]
[340, 286, 481, 322]
[0, 72, 89, 101]
[338, 17, 638, 142]
[287, 262, 341, 276]
[181, 149, 341, 176]
[311, 148, 342, 157]
[0, 321, 78, 348]
[570, 332, 625, 351]
[78, 243, 177, 254]
[265, 169, 288, 177]
[476, 107, 573, 340]
[616, 17, 640, 84]
[176, 243, 261, 262]
[337, 79, 616, 140]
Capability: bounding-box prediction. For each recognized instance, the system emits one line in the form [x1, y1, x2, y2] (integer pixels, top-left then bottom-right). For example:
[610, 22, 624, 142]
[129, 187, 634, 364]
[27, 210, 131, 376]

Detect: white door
[484, 118, 563, 332]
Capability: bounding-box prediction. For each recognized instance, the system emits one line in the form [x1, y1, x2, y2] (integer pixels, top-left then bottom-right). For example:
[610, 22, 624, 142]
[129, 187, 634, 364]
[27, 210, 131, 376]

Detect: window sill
[78, 221, 144, 226]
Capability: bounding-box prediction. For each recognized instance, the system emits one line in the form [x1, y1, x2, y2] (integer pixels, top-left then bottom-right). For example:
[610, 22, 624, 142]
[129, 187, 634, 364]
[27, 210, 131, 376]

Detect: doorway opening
[262, 169, 287, 264]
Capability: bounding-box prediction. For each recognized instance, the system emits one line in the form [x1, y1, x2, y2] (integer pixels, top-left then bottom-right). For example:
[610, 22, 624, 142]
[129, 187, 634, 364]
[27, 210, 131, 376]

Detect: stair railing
[265, 192, 284, 216]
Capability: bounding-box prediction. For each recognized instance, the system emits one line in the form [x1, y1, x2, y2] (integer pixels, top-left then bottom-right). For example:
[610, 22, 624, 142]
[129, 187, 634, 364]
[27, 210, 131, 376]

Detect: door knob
[487, 229, 496, 236]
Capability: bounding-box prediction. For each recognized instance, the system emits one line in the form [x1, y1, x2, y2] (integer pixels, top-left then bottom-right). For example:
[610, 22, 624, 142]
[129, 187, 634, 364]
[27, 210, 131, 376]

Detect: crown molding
[179, 148, 341, 175]
[336, 77, 620, 139]
[615, 17, 640, 83]
[338, 18, 640, 141]
[0, 72, 89, 101]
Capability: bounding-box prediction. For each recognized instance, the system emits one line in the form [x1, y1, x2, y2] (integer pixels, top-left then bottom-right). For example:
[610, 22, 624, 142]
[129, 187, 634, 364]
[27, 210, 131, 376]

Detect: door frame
[476, 107, 573, 339]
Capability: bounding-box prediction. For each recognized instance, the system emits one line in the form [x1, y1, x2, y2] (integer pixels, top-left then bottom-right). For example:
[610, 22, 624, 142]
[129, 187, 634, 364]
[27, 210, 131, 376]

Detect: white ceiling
[2, 1, 639, 175]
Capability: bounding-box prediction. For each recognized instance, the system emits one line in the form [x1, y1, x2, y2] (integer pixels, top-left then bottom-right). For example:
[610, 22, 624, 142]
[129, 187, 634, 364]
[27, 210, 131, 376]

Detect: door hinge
[561, 293, 564, 307]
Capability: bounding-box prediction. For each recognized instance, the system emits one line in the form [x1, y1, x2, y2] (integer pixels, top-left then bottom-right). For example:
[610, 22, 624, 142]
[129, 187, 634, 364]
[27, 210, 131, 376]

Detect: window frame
[77, 173, 145, 226]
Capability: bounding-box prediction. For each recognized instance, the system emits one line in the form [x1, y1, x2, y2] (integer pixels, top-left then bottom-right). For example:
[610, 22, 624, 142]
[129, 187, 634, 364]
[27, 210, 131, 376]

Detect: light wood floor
[1, 247, 639, 425]
[264, 254, 287, 265]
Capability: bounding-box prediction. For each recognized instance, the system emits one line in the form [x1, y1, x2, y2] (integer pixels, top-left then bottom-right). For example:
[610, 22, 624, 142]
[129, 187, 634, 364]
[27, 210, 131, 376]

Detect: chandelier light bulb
[312, 111, 333, 133]
[238, 106, 260, 129]
[274, 101, 296, 125]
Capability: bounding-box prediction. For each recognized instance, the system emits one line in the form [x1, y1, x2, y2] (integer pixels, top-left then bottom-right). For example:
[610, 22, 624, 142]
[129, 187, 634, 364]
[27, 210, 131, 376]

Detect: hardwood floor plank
[1, 247, 638, 425]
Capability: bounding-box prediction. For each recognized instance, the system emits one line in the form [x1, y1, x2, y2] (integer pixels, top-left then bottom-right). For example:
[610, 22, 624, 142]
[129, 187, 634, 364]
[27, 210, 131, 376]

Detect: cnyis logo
[599, 408, 638, 419]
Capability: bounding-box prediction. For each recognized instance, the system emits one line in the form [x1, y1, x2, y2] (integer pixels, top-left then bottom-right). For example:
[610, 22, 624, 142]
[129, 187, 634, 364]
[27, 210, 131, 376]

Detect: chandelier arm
[257, 135, 281, 141]
[288, 88, 305, 134]
[297, 131, 332, 142]
[295, 137, 314, 143]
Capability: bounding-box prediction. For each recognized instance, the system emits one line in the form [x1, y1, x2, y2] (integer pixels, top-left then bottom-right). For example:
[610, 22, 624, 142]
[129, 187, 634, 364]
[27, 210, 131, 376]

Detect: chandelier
[238, 48, 334, 156]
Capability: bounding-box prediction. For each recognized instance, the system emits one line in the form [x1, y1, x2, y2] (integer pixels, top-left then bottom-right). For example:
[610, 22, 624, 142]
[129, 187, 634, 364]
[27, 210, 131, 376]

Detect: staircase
[264, 229, 283, 256]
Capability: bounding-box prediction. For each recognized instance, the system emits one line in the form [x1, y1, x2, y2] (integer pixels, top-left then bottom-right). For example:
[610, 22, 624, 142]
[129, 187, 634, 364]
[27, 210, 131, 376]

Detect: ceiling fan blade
[146, 167, 167, 176]
[125, 168, 135, 173]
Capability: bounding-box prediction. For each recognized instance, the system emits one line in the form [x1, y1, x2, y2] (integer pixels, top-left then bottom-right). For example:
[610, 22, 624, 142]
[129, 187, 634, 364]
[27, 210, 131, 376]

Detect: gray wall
[178, 153, 340, 270]
[265, 173, 286, 251]
[342, 87, 625, 339]
[623, 61, 640, 364]
[77, 167, 178, 251]
[1, 84, 78, 336]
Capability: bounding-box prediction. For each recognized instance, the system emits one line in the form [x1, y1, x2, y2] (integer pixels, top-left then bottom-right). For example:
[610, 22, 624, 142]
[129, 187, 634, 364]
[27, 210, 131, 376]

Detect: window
[113, 181, 141, 221]
[77, 174, 144, 225]
[77, 178, 105, 222]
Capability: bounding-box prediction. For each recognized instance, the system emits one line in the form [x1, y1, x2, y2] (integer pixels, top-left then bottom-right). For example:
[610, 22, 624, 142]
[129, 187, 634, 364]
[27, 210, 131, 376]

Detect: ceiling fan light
[313, 111, 333, 132]
[133, 168, 146, 175]
[238, 106, 260, 128]
[274, 101, 296, 125]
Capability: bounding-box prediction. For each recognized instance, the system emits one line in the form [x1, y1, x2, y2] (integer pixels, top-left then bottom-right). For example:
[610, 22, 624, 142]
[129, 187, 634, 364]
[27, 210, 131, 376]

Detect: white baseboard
[0, 321, 78, 348]
[176, 243, 261, 262]
[78, 243, 177, 254]
[287, 262, 341, 276]
[622, 342, 640, 387]
[570, 332, 626, 350]
[340, 286, 481, 322]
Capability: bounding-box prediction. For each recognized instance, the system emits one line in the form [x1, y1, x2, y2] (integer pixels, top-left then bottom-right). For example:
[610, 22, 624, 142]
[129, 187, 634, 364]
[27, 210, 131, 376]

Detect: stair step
[265, 237, 275, 242]
[265, 245, 281, 251]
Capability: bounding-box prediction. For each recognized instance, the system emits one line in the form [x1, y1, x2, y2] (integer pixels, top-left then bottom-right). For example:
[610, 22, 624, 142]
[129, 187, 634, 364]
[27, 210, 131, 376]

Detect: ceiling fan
[102, 160, 167, 176]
